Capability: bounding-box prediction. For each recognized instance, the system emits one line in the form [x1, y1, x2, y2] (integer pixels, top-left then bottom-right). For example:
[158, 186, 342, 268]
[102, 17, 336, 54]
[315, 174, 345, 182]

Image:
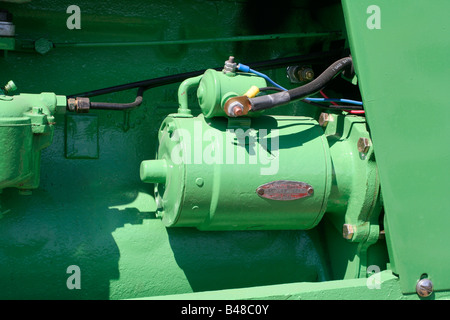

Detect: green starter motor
[140, 69, 381, 232]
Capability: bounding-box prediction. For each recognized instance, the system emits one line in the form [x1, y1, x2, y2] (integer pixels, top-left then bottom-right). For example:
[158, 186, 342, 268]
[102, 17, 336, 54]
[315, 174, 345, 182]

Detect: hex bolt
[416, 278, 433, 297]
[357, 137, 371, 154]
[319, 113, 333, 127]
[343, 224, 355, 240]
[223, 56, 237, 75]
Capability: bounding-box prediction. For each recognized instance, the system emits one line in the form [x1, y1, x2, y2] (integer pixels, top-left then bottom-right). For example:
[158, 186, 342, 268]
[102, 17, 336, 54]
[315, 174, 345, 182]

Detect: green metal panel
[342, 0, 450, 293]
[141, 271, 450, 300]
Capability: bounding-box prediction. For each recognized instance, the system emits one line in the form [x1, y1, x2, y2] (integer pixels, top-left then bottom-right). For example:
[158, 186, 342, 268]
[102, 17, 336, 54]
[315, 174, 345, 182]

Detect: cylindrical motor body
[141, 114, 333, 230]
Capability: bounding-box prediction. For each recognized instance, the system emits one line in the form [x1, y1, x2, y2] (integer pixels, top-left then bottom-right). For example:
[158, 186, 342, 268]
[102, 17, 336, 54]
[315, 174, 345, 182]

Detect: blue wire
[304, 98, 363, 106]
[249, 69, 288, 91]
[237, 63, 363, 106]
[237, 63, 288, 91]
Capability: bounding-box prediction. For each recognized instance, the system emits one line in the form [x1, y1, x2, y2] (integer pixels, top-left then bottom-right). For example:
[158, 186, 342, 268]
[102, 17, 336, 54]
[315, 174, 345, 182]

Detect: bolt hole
[420, 273, 428, 280]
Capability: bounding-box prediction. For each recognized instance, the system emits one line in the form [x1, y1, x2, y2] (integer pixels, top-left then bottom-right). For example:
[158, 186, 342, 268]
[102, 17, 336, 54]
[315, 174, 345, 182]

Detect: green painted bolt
[140, 159, 168, 184]
[34, 38, 53, 55]
[195, 178, 204, 187]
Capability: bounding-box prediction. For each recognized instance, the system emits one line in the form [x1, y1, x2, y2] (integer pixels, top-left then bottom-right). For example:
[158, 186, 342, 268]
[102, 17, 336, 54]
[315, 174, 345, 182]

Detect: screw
[343, 224, 355, 240]
[319, 113, 333, 127]
[416, 278, 433, 298]
[357, 137, 371, 154]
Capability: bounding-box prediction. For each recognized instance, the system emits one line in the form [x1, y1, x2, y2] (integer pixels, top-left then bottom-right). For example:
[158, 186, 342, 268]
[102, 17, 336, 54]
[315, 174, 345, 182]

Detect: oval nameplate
[256, 180, 314, 201]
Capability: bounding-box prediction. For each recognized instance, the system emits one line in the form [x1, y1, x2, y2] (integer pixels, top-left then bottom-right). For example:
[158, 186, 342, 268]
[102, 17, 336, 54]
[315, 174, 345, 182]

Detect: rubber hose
[250, 57, 353, 111]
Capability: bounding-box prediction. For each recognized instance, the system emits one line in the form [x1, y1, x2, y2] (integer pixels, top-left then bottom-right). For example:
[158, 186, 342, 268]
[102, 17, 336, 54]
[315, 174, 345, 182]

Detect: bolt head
[416, 278, 433, 297]
[343, 224, 355, 240]
[319, 113, 333, 127]
[357, 137, 371, 154]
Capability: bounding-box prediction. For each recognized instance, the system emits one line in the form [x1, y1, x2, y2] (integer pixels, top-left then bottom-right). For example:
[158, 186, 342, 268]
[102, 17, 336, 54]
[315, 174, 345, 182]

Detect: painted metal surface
[0, 0, 355, 300]
[145, 113, 333, 230]
[0, 0, 443, 300]
[342, 0, 450, 294]
[0, 92, 65, 192]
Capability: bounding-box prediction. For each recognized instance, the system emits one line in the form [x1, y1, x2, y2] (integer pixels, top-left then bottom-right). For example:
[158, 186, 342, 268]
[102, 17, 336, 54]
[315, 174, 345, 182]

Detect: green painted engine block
[0, 0, 448, 302]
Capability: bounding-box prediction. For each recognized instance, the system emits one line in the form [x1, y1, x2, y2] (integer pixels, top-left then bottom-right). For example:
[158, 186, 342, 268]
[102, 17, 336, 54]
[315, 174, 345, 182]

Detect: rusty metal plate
[256, 180, 314, 201]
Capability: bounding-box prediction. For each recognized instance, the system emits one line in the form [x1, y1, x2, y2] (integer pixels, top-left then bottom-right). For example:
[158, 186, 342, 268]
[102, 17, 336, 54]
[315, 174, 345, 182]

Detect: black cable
[250, 57, 353, 111]
[67, 49, 345, 98]
[259, 86, 284, 92]
[258, 86, 363, 110]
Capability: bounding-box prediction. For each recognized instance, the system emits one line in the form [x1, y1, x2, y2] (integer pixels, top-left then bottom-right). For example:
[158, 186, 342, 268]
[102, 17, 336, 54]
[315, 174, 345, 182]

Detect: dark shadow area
[167, 226, 332, 292]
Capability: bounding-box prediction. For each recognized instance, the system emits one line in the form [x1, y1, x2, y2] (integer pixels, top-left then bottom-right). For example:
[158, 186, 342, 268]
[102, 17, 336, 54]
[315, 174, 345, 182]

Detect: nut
[67, 98, 77, 112]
